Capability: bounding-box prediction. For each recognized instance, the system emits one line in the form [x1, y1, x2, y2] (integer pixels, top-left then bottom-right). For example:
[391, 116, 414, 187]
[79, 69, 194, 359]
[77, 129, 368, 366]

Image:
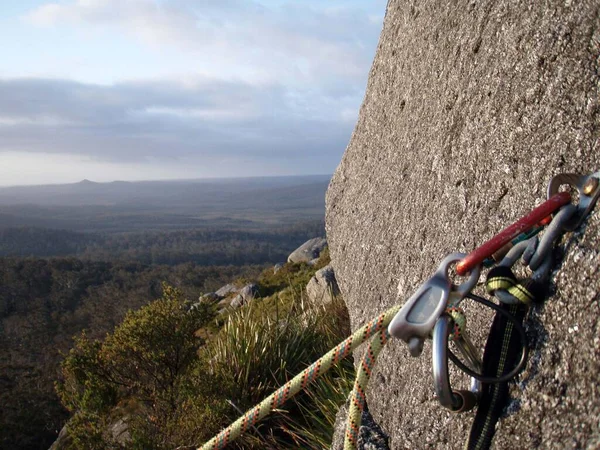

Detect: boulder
[273, 263, 284, 274]
[190, 293, 220, 311]
[326, 1, 600, 449]
[50, 416, 131, 449]
[189, 294, 218, 313]
[287, 237, 327, 263]
[230, 283, 259, 308]
[217, 297, 232, 311]
[215, 283, 240, 298]
[306, 265, 340, 305]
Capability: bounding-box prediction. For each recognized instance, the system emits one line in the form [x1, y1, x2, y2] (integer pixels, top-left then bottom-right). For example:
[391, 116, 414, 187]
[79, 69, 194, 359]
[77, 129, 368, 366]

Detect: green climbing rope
[199, 304, 401, 450]
[342, 305, 466, 449]
[344, 329, 389, 450]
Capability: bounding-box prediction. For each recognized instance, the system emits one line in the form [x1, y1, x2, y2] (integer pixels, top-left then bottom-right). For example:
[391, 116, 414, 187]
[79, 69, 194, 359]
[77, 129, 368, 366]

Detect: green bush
[56, 283, 217, 448]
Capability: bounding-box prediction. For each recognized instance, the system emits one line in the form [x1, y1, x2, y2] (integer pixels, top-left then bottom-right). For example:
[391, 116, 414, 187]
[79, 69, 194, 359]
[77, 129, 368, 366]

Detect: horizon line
[0, 173, 334, 189]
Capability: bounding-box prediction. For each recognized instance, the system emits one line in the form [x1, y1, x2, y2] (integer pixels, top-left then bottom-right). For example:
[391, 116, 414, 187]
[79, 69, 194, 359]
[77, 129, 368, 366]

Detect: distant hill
[0, 175, 331, 207]
[0, 175, 330, 232]
[0, 175, 333, 449]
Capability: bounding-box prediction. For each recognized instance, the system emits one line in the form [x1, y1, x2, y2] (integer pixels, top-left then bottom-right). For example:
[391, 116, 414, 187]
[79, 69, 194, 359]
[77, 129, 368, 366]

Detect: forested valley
[0, 258, 267, 449]
[0, 222, 325, 265]
[0, 176, 329, 449]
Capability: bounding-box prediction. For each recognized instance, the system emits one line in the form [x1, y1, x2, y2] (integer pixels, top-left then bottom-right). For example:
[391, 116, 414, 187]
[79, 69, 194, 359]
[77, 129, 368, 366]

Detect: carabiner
[528, 203, 577, 270]
[432, 315, 481, 412]
[546, 171, 600, 231]
[388, 252, 480, 357]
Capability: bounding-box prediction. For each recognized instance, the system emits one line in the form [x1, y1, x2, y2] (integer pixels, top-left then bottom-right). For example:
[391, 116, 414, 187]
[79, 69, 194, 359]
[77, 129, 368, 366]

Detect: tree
[56, 283, 214, 448]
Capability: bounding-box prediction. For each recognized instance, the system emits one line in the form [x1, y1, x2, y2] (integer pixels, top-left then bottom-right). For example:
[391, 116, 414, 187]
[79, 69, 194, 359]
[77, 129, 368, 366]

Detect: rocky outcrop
[50, 416, 131, 449]
[215, 283, 240, 298]
[104, 417, 130, 446]
[230, 283, 259, 308]
[273, 263, 284, 274]
[326, 1, 600, 449]
[306, 265, 340, 305]
[191, 291, 228, 311]
[287, 237, 327, 263]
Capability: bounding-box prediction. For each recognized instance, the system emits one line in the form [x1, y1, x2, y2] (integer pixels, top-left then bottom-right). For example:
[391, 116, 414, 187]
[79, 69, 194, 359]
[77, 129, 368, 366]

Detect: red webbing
[456, 192, 571, 276]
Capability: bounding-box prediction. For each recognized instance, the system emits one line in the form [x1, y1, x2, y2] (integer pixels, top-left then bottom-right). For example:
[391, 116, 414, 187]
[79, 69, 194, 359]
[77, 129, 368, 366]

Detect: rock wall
[326, 1, 600, 448]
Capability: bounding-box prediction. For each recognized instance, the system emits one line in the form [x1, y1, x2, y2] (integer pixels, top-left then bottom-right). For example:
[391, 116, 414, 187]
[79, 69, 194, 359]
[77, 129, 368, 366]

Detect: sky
[0, 0, 386, 186]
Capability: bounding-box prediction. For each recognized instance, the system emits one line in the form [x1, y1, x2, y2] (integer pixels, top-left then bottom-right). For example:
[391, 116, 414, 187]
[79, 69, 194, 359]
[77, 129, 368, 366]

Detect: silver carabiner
[494, 204, 578, 306]
[432, 315, 481, 412]
[388, 253, 480, 357]
[547, 171, 600, 231]
[528, 203, 577, 270]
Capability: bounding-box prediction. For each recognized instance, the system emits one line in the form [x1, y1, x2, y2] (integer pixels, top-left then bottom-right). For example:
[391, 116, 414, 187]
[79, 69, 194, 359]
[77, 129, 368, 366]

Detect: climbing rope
[344, 330, 389, 450]
[198, 305, 400, 450]
[446, 306, 467, 342]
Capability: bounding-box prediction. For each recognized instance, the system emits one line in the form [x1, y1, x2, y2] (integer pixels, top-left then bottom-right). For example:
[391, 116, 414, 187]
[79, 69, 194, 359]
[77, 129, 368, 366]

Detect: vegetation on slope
[57, 251, 354, 449]
[0, 259, 262, 450]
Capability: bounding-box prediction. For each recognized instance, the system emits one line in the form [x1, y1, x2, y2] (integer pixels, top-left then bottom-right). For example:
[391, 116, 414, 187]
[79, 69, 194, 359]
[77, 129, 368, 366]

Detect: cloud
[24, 0, 382, 85]
[0, 77, 355, 167]
[8, 1, 384, 180]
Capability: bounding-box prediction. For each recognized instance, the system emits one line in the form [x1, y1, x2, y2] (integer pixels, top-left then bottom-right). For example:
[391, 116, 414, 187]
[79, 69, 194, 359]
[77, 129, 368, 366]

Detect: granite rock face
[326, 1, 600, 449]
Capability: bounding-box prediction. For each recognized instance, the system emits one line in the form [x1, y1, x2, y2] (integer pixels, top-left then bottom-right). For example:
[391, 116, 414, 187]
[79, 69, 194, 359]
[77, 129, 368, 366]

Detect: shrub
[56, 283, 215, 448]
